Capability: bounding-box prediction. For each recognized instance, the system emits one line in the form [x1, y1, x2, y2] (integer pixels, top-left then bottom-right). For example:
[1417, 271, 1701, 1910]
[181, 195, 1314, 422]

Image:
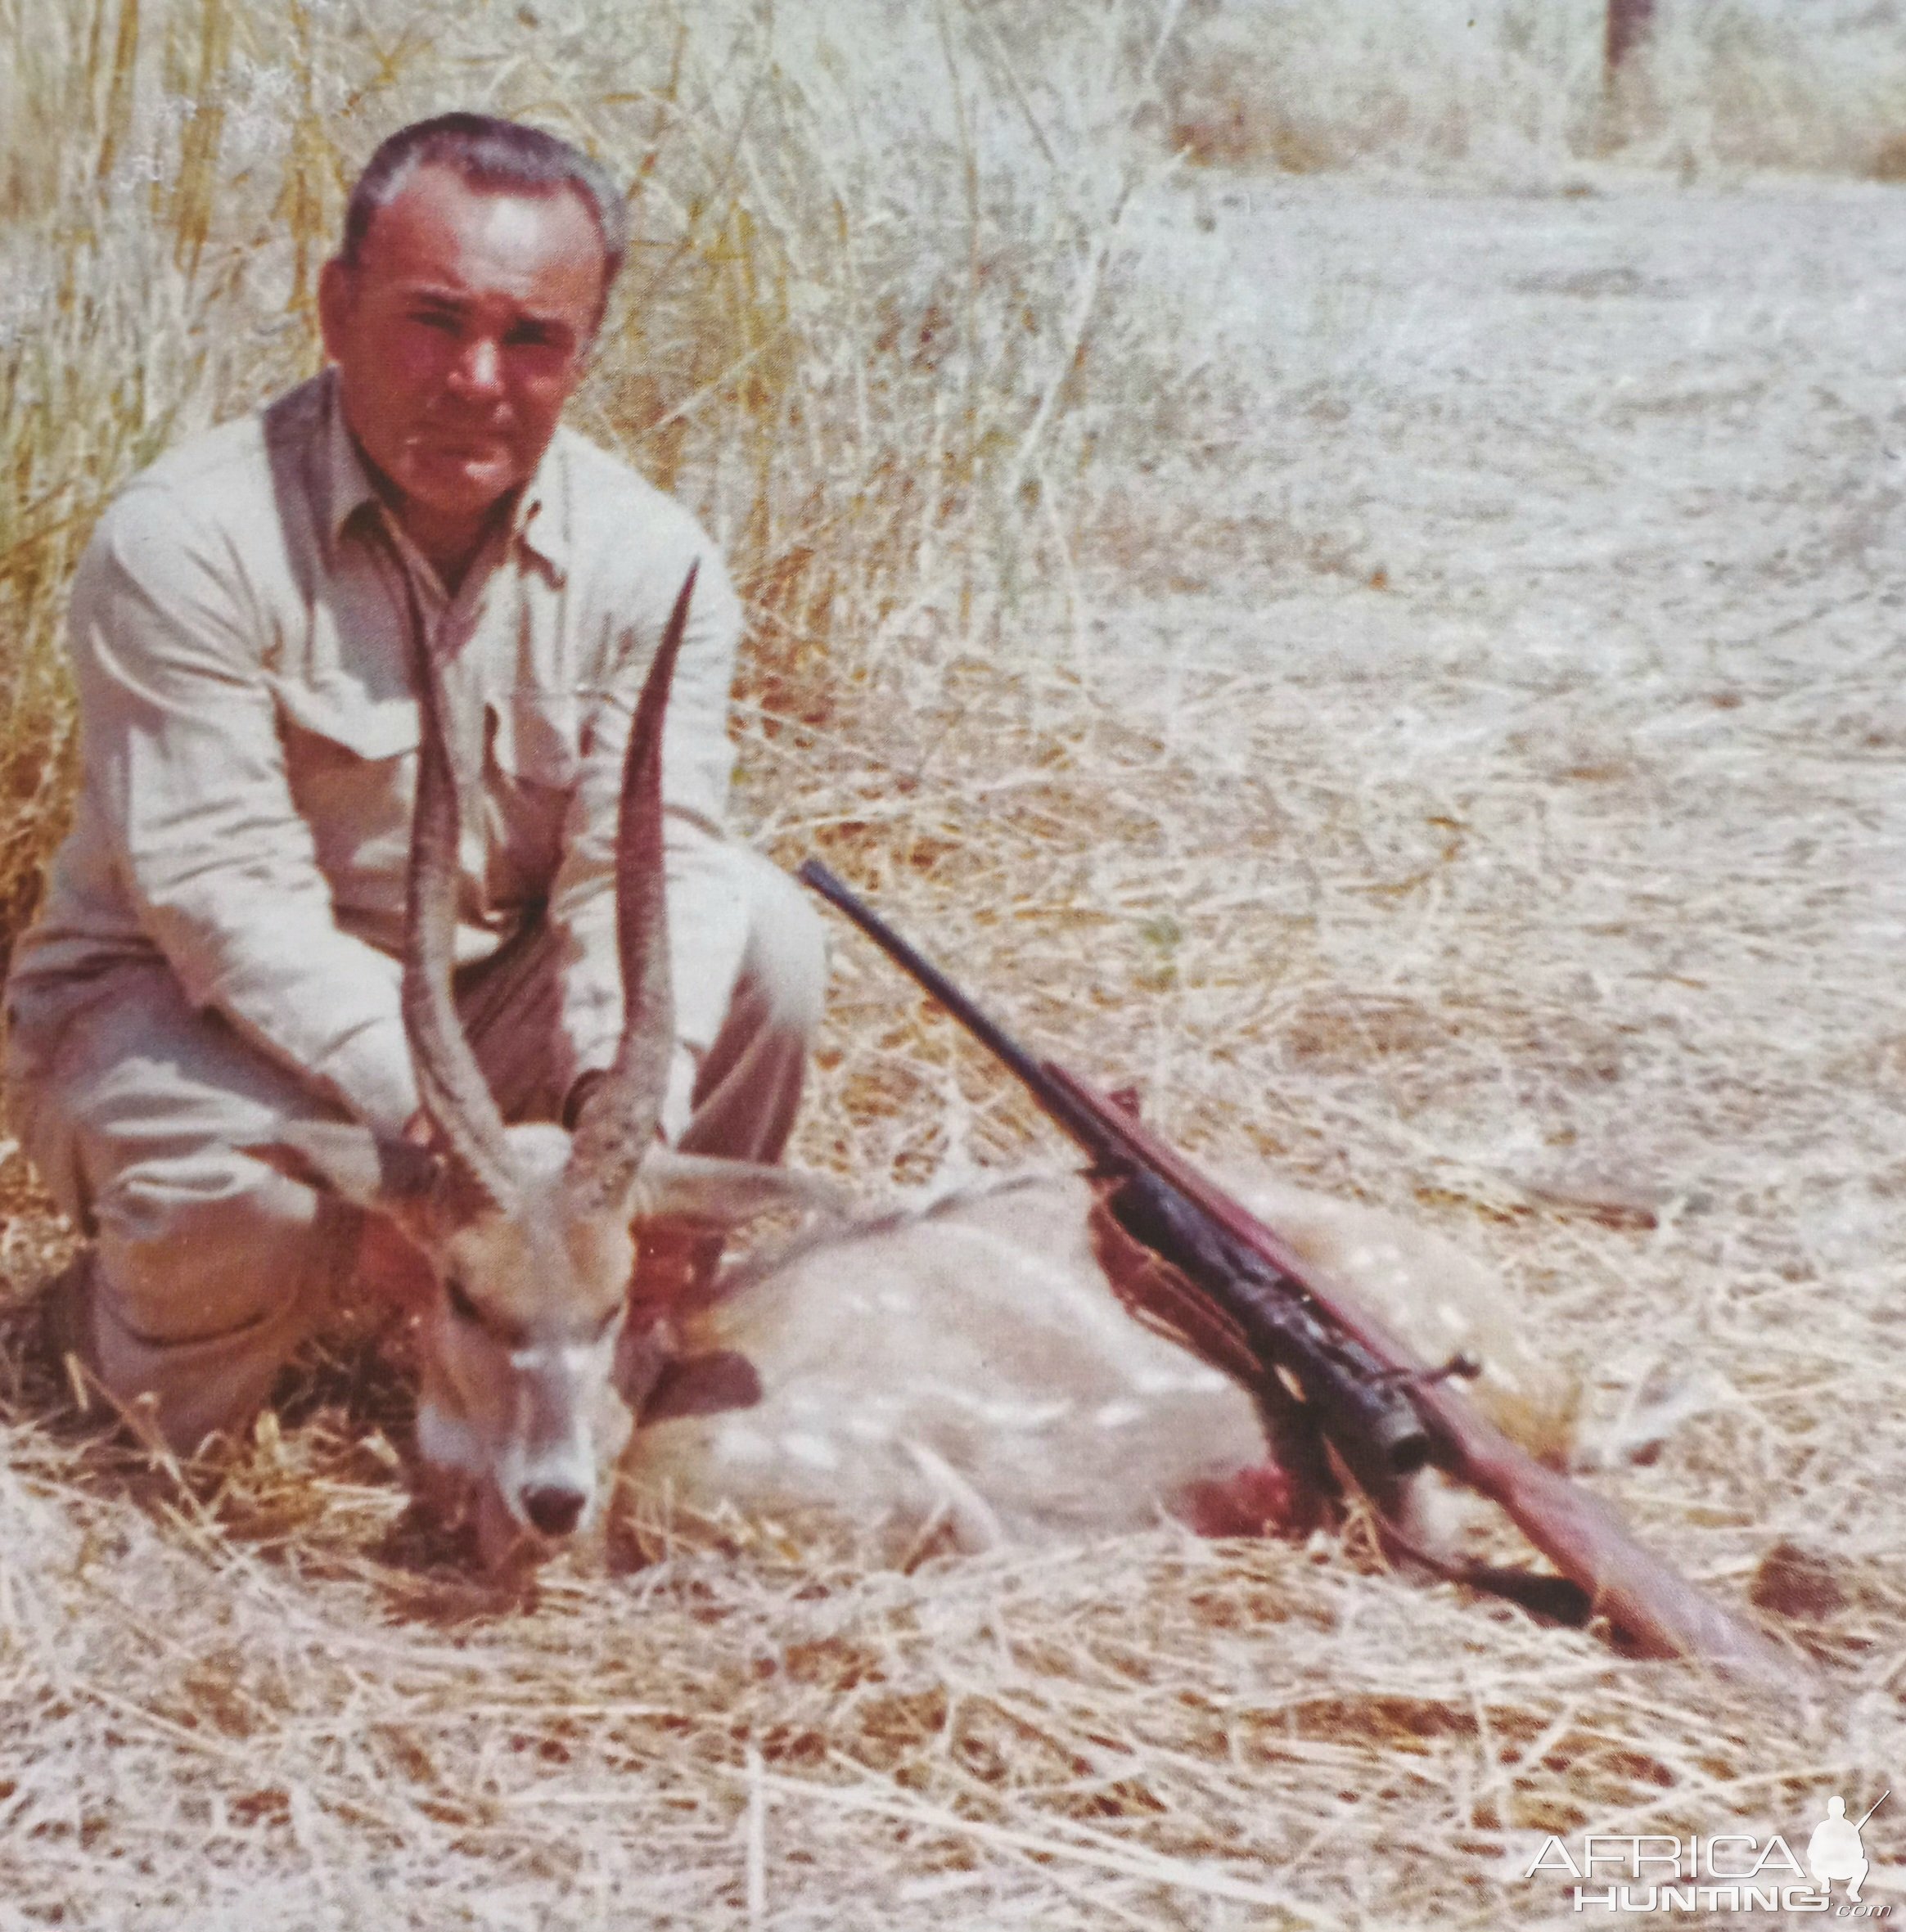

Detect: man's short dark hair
[342, 113, 629, 299]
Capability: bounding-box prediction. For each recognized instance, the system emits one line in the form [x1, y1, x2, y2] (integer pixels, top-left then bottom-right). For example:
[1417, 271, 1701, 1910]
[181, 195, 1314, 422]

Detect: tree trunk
[1605, 0, 1657, 79]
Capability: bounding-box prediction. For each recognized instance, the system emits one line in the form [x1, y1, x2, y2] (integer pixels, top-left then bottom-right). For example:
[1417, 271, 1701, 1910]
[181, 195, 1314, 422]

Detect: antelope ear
[641, 1349, 763, 1423]
[243, 1121, 444, 1209]
[632, 1148, 853, 1228]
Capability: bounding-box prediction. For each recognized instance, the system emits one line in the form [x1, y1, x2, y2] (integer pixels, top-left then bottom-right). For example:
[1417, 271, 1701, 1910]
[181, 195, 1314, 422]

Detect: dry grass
[7, 2, 1906, 1927]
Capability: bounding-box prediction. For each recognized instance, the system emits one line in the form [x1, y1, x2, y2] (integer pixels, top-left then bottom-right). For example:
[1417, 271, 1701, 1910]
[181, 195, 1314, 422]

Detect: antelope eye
[443, 1276, 482, 1326]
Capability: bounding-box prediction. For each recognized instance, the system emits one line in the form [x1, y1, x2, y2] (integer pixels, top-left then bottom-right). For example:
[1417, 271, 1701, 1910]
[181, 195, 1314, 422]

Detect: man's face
[318, 165, 605, 558]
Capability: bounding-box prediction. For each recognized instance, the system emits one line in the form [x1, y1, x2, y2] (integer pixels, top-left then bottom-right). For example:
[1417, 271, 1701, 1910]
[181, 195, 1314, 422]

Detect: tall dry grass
[10, 2, 1906, 968]
[16, 3, 1906, 973]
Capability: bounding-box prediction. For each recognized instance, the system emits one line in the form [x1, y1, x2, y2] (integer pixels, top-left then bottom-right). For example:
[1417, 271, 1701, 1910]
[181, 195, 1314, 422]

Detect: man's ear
[244, 1120, 442, 1212]
[316, 254, 354, 363]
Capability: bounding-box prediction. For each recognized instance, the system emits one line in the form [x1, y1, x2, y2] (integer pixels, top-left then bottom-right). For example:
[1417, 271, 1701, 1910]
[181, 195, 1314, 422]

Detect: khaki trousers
[4, 849, 823, 1452]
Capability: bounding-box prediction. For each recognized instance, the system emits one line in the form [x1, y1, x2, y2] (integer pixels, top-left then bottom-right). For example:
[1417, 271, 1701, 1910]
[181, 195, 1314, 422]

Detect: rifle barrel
[798, 861, 1079, 1125]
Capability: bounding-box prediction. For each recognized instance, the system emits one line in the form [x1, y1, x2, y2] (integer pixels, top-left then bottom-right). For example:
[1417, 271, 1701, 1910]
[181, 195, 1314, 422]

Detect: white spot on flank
[782, 1431, 841, 1472]
[1132, 1364, 1229, 1395]
[1094, 1399, 1146, 1430]
[936, 1389, 1070, 1429]
[713, 1424, 774, 1464]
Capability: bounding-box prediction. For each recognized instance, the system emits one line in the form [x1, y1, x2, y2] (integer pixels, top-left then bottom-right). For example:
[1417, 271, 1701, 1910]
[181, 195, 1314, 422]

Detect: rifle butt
[1417, 1381, 1810, 1694]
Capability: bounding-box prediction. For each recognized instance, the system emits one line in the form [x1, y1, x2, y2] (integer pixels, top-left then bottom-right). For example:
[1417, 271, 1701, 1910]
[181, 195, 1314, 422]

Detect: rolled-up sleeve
[547, 524, 746, 1096]
[71, 486, 421, 1133]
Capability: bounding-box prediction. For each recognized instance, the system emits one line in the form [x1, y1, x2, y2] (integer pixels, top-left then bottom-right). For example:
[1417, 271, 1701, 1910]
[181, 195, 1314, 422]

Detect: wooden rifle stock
[800, 861, 1808, 1693]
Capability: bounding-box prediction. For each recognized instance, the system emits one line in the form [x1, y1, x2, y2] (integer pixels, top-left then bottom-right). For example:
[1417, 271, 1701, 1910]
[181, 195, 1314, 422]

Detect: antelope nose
[520, 1484, 587, 1538]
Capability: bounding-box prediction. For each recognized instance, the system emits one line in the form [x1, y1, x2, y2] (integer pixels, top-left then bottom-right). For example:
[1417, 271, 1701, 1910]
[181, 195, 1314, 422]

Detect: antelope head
[267, 568, 819, 1565]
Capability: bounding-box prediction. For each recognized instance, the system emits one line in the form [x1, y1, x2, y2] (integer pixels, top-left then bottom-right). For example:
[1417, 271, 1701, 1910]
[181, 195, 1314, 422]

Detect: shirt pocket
[273, 675, 421, 912]
[274, 675, 421, 763]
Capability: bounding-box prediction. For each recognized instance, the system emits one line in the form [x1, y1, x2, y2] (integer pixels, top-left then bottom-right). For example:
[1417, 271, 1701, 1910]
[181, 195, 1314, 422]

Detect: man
[2, 113, 824, 1452]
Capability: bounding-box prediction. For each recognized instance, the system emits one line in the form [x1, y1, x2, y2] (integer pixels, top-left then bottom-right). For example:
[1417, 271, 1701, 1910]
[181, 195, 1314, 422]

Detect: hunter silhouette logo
[1810, 1793, 1886, 1904]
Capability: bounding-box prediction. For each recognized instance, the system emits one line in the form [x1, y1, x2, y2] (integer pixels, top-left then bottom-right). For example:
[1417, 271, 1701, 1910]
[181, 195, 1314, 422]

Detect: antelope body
[620, 1168, 1579, 1565]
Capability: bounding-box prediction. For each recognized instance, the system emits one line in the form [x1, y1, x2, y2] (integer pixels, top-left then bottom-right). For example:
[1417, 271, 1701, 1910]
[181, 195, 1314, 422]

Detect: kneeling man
[3, 112, 822, 1452]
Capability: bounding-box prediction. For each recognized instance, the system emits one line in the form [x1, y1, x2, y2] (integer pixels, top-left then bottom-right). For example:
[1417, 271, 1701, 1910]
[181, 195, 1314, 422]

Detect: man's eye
[443, 1277, 481, 1325]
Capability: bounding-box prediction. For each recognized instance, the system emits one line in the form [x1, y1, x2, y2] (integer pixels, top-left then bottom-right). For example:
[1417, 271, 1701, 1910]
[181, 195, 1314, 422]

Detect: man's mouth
[415, 425, 511, 463]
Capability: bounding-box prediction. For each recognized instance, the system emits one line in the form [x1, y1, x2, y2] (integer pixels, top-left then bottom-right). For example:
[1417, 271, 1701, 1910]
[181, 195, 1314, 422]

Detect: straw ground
[3, 2, 1906, 1925]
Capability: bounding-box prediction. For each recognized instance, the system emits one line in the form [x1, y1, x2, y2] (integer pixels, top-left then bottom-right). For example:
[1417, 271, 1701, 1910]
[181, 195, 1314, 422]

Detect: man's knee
[15, 984, 358, 1443]
[93, 1151, 334, 1345]
[70, 1150, 357, 1452]
[734, 850, 827, 1043]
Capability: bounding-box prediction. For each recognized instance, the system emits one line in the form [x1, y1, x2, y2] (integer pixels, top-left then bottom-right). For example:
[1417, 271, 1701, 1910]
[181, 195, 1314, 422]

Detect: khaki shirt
[7, 369, 748, 1135]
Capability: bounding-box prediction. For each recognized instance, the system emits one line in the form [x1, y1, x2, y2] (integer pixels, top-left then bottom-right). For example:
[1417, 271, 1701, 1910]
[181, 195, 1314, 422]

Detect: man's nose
[447, 335, 504, 398]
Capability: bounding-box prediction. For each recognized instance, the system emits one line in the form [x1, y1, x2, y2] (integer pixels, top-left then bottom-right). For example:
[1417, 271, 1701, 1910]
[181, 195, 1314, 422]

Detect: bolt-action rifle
[799, 860, 1805, 1693]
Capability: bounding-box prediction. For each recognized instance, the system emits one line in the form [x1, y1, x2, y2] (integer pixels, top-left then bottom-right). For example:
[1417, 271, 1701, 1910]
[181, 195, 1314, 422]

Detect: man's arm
[71, 482, 421, 1134]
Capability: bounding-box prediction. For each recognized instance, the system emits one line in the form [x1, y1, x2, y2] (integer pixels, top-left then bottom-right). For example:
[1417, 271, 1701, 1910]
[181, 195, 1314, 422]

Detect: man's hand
[354, 1209, 437, 1315]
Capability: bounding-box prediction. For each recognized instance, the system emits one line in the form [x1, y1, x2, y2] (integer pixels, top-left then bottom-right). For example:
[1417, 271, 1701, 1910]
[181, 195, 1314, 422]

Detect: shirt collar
[515, 449, 570, 579]
[318, 368, 380, 552]
[318, 367, 572, 582]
